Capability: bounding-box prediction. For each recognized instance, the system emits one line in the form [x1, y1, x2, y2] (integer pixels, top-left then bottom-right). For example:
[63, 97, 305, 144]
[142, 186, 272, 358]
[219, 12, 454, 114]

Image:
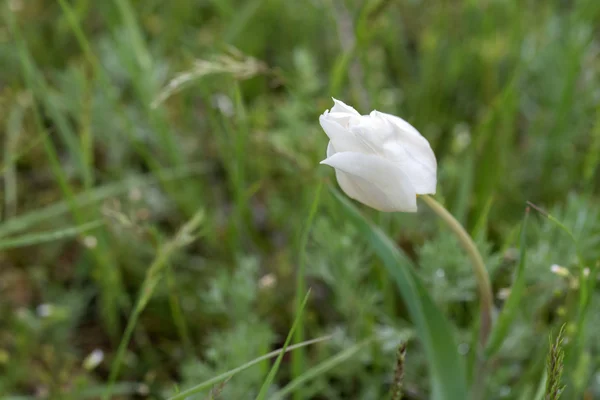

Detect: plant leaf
[166, 336, 331, 400]
[486, 207, 530, 357]
[270, 337, 375, 400]
[331, 188, 467, 400]
[255, 290, 311, 400]
[0, 220, 103, 251]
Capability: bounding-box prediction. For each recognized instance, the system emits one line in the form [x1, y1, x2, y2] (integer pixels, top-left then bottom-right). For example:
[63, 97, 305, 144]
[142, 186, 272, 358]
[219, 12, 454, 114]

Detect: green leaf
[485, 207, 530, 357]
[331, 188, 467, 400]
[103, 209, 206, 400]
[0, 220, 104, 251]
[255, 290, 311, 400]
[270, 337, 375, 400]
[166, 336, 331, 400]
[292, 182, 322, 400]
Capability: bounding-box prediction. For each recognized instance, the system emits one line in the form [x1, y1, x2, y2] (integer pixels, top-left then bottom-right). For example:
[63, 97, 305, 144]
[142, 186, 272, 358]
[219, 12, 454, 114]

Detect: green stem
[420, 195, 493, 346]
[420, 195, 493, 400]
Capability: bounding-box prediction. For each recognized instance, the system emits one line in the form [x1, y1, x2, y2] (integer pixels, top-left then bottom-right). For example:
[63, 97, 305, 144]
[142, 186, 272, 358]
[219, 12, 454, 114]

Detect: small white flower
[258, 273, 277, 289]
[497, 288, 511, 300]
[83, 236, 98, 249]
[36, 304, 54, 318]
[83, 349, 105, 370]
[213, 93, 234, 116]
[550, 264, 569, 277]
[319, 99, 437, 212]
[583, 267, 590, 277]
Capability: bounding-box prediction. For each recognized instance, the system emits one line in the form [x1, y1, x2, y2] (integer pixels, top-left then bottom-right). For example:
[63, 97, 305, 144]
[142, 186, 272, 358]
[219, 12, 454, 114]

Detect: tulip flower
[319, 98, 493, 370]
[319, 99, 437, 212]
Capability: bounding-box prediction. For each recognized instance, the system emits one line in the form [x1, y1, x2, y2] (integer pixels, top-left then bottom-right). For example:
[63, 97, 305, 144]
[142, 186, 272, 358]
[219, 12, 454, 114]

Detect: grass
[1, 0, 600, 399]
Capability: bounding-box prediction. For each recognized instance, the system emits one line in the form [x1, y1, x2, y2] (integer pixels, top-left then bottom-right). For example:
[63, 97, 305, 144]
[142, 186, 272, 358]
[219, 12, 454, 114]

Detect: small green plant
[545, 325, 567, 400]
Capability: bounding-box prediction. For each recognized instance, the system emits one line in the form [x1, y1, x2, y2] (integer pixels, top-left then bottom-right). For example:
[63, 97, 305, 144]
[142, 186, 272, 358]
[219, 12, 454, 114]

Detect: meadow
[1, 0, 600, 399]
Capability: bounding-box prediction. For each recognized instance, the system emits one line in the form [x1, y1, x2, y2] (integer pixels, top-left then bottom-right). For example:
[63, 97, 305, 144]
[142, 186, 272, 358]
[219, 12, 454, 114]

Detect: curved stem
[420, 195, 494, 349]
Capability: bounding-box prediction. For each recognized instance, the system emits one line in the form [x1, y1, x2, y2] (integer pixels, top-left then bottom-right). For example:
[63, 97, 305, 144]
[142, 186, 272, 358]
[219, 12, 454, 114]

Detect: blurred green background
[1, 0, 600, 399]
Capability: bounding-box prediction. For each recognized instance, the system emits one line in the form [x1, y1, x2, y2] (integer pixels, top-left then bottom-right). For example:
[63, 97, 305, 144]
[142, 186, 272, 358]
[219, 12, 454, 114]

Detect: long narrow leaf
[293, 182, 322, 397]
[486, 207, 530, 356]
[255, 291, 311, 400]
[103, 209, 205, 400]
[270, 338, 374, 400]
[0, 164, 206, 239]
[331, 188, 467, 400]
[0, 220, 104, 251]
[166, 336, 331, 400]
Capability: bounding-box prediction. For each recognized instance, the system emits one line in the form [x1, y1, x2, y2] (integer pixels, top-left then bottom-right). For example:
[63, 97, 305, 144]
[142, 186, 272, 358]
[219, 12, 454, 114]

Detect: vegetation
[1, 0, 599, 399]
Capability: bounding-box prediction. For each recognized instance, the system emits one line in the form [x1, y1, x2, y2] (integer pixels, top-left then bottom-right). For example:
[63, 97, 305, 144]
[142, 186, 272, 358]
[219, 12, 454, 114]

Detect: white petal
[347, 114, 391, 147]
[322, 99, 361, 130]
[372, 111, 437, 194]
[331, 98, 360, 116]
[321, 152, 417, 212]
[319, 114, 374, 154]
[326, 141, 336, 158]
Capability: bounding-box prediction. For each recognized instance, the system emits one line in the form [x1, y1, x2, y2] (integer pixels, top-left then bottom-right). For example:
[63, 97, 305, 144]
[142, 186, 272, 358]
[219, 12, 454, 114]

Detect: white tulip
[319, 98, 437, 212]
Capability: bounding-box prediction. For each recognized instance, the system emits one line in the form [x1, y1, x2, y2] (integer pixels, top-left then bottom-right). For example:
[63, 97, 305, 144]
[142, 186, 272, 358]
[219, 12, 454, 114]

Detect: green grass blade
[6, 11, 88, 184]
[103, 209, 205, 400]
[485, 207, 530, 357]
[255, 291, 311, 400]
[166, 336, 332, 400]
[4, 382, 143, 400]
[2, 100, 26, 218]
[76, 382, 145, 399]
[533, 374, 548, 400]
[527, 201, 594, 398]
[582, 106, 600, 189]
[331, 188, 467, 400]
[165, 259, 194, 354]
[6, 7, 125, 336]
[0, 220, 103, 251]
[530, 203, 583, 265]
[270, 337, 375, 400]
[224, 0, 265, 43]
[58, 0, 200, 217]
[292, 182, 322, 400]
[0, 163, 206, 239]
[110, 0, 182, 166]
